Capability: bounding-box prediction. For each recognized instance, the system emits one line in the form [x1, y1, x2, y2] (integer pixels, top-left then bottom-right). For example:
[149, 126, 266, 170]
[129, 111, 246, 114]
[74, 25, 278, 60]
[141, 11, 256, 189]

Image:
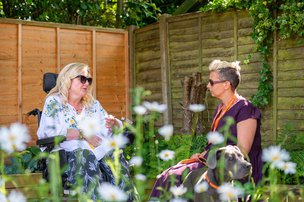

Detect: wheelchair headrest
[43, 73, 58, 93]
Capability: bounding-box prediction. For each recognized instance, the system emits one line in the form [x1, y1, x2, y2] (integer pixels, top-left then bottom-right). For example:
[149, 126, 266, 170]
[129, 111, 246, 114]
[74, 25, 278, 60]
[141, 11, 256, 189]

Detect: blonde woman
[37, 63, 134, 200]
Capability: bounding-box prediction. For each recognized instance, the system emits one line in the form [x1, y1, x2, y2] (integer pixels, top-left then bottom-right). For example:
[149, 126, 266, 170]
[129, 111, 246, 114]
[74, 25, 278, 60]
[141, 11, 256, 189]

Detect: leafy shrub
[125, 134, 208, 179]
[4, 146, 42, 174]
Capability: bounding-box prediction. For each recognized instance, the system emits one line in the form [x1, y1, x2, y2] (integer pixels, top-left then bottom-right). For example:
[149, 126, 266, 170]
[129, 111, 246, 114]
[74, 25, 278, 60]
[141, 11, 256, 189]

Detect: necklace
[211, 95, 237, 131]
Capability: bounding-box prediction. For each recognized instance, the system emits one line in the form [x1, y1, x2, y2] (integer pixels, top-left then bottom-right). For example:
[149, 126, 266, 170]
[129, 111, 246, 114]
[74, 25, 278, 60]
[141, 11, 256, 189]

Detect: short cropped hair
[209, 59, 241, 91]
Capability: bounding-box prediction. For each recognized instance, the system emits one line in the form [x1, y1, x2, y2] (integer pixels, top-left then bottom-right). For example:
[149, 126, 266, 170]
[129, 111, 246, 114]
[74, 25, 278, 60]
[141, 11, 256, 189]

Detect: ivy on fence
[200, 0, 304, 108]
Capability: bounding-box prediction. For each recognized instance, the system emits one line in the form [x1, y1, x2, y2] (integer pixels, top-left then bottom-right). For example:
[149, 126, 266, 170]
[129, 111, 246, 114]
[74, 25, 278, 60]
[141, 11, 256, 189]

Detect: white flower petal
[78, 116, 102, 138]
[218, 183, 243, 201]
[133, 105, 147, 115]
[170, 185, 187, 197]
[159, 150, 175, 161]
[194, 181, 209, 193]
[143, 101, 167, 113]
[135, 174, 147, 181]
[158, 125, 174, 141]
[278, 161, 296, 174]
[189, 104, 206, 112]
[130, 156, 143, 166]
[98, 182, 128, 201]
[262, 146, 290, 168]
[8, 190, 26, 202]
[207, 131, 224, 145]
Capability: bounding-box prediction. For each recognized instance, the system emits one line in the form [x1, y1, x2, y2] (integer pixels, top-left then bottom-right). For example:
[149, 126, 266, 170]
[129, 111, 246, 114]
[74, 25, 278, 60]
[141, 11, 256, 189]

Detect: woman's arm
[37, 96, 67, 139]
[237, 118, 257, 155]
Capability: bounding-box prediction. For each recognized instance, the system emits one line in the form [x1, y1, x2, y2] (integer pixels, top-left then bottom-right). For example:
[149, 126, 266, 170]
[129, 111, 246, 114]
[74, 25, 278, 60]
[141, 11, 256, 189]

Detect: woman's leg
[66, 149, 101, 200]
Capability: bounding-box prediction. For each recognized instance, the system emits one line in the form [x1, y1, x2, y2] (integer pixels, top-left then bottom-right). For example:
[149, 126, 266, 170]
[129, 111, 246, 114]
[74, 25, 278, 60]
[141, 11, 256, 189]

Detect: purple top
[211, 96, 263, 183]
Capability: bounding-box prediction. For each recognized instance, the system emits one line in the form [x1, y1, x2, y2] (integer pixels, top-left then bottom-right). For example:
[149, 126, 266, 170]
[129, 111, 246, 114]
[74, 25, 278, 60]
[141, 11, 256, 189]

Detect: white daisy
[278, 161, 296, 174]
[129, 156, 143, 166]
[189, 104, 206, 112]
[102, 134, 129, 152]
[262, 146, 290, 167]
[143, 101, 167, 113]
[158, 125, 174, 141]
[170, 185, 187, 197]
[0, 192, 7, 202]
[207, 131, 224, 145]
[159, 150, 175, 161]
[78, 116, 102, 138]
[194, 181, 209, 193]
[98, 182, 128, 201]
[133, 105, 147, 115]
[135, 174, 147, 181]
[0, 123, 31, 154]
[7, 190, 26, 202]
[218, 183, 243, 201]
[170, 198, 187, 202]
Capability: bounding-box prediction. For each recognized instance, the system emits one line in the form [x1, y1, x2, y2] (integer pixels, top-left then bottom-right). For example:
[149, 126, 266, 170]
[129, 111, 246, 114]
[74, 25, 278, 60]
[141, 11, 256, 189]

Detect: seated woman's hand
[190, 153, 201, 160]
[105, 115, 119, 128]
[85, 135, 102, 147]
[66, 128, 82, 140]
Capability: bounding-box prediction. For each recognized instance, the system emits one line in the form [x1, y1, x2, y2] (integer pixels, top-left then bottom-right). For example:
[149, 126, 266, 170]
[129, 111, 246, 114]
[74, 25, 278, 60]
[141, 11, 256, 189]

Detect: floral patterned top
[37, 94, 116, 159]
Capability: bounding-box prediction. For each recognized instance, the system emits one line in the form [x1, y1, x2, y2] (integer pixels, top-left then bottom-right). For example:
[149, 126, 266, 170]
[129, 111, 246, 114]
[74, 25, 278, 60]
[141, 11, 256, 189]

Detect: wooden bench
[5, 173, 43, 199]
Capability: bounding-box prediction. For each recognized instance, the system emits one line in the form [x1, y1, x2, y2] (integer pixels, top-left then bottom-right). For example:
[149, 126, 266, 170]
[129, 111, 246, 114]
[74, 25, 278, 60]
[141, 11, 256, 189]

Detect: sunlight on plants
[0, 87, 303, 201]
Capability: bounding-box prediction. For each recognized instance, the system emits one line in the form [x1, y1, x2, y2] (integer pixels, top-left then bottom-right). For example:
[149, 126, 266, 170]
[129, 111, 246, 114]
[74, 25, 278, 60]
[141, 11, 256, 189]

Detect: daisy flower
[189, 104, 206, 112]
[0, 123, 31, 154]
[278, 161, 296, 174]
[143, 101, 167, 113]
[78, 116, 102, 138]
[218, 183, 243, 201]
[159, 150, 175, 161]
[170, 185, 187, 197]
[102, 134, 129, 152]
[7, 190, 27, 202]
[98, 182, 128, 201]
[129, 156, 143, 166]
[170, 198, 187, 202]
[262, 146, 290, 168]
[158, 125, 174, 141]
[135, 174, 147, 181]
[207, 131, 224, 145]
[133, 105, 147, 115]
[194, 181, 209, 193]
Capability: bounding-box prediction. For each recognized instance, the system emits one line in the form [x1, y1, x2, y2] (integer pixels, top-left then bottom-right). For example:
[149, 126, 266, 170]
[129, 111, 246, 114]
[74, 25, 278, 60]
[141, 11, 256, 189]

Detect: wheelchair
[28, 72, 135, 195]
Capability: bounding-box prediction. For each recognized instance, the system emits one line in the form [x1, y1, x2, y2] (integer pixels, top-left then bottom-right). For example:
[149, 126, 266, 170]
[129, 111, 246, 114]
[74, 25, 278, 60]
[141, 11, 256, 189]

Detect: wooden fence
[0, 18, 129, 145]
[131, 10, 304, 147]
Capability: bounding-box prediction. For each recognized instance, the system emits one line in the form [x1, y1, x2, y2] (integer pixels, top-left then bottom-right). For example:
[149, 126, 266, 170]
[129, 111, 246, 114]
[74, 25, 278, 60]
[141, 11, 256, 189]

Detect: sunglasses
[74, 75, 93, 85]
[208, 79, 226, 86]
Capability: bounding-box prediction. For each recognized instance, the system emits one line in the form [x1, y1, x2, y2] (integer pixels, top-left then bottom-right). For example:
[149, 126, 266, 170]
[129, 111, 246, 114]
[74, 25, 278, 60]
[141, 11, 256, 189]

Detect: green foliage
[125, 134, 208, 179]
[277, 1, 304, 41]
[0, 0, 161, 28]
[122, 1, 160, 27]
[200, 0, 304, 108]
[4, 146, 41, 174]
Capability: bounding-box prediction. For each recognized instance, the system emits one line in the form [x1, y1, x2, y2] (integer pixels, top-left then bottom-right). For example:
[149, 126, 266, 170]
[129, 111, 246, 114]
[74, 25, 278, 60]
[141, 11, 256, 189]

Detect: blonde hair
[47, 63, 94, 107]
[208, 59, 241, 91]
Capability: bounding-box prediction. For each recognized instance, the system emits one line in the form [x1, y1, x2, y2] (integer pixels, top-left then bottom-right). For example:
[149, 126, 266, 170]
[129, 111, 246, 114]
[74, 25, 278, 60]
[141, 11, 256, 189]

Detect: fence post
[272, 10, 278, 143]
[127, 25, 137, 118]
[159, 14, 172, 125]
[18, 23, 22, 123]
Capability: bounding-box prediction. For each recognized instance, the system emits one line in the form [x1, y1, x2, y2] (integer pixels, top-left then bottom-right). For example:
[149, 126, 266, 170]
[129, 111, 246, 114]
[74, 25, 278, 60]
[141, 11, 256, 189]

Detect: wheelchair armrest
[37, 135, 66, 147]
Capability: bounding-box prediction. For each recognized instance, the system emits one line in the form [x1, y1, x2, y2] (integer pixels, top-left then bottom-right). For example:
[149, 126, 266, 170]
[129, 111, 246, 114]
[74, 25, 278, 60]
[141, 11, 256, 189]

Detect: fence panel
[130, 10, 304, 147]
[0, 19, 129, 146]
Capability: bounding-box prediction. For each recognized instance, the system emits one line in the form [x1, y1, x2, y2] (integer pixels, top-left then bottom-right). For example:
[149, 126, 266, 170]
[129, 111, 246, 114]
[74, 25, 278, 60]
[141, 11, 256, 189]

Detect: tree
[0, 0, 165, 28]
